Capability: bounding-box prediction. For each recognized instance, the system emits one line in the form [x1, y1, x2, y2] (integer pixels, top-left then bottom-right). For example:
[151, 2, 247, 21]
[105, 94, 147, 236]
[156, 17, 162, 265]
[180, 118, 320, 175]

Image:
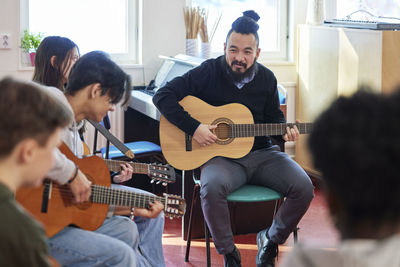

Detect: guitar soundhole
[212, 118, 234, 145]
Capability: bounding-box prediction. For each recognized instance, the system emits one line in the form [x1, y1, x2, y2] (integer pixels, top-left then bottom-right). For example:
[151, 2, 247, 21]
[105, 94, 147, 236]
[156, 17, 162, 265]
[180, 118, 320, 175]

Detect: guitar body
[16, 143, 110, 237]
[159, 96, 255, 170]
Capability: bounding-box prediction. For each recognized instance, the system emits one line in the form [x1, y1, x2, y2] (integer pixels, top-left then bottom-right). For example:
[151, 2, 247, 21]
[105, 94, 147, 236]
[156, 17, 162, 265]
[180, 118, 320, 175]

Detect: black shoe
[224, 246, 242, 267]
[256, 229, 278, 267]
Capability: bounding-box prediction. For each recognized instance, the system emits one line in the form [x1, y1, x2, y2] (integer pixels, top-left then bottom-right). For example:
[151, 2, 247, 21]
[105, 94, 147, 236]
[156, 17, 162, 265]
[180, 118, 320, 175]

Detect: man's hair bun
[243, 10, 260, 22]
[231, 10, 260, 34]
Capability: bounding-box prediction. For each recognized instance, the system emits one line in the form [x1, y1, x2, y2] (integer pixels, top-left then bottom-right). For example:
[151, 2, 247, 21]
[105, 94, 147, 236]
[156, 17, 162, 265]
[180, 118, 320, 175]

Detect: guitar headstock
[163, 193, 186, 219]
[148, 163, 176, 185]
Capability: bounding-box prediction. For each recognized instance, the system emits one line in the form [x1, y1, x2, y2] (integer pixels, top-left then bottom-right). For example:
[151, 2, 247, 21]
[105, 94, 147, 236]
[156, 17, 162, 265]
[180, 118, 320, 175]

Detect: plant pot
[21, 51, 31, 66]
[29, 52, 36, 66]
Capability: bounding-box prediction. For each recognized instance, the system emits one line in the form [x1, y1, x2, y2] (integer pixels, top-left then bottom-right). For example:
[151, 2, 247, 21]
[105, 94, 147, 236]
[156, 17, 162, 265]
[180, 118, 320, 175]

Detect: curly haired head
[309, 88, 400, 233]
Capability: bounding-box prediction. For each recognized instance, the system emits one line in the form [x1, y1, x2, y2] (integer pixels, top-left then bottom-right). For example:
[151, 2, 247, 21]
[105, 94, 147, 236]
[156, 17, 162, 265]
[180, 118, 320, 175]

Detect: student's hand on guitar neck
[112, 162, 134, 183]
[69, 170, 92, 203]
[193, 124, 217, 146]
[134, 201, 164, 219]
[283, 120, 300, 142]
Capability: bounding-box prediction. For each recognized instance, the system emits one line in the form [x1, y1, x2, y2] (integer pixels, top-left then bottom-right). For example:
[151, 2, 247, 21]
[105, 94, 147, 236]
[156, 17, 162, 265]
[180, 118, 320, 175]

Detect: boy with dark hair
[282, 89, 400, 267]
[42, 51, 165, 266]
[0, 77, 72, 266]
[153, 10, 314, 267]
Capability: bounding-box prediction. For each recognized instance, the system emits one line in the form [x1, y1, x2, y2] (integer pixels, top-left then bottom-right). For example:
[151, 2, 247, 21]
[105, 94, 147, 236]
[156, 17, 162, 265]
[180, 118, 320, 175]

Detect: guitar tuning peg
[156, 180, 161, 184]
[162, 182, 167, 186]
[150, 179, 155, 183]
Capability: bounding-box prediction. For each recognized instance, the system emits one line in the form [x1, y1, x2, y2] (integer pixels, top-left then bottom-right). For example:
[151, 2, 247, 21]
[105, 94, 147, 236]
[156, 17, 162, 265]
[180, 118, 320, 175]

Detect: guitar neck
[231, 122, 313, 137]
[91, 185, 164, 208]
[104, 159, 149, 175]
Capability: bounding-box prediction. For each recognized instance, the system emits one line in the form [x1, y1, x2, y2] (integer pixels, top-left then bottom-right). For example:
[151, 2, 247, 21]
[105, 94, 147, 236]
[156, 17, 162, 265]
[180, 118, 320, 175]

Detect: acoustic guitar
[82, 135, 175, 185]
[159, 96, 313, 170]
[16, 143, 186, 237]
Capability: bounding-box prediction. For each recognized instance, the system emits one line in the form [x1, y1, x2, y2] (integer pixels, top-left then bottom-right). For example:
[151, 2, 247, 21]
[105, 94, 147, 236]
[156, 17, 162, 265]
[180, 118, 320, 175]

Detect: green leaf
[20, 29, 43, 53]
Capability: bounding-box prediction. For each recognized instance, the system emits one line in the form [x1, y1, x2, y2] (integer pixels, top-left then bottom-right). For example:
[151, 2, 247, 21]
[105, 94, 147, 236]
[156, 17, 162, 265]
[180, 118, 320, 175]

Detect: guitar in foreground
[16, 143, 186, 237]
[160, 96, 313, 170]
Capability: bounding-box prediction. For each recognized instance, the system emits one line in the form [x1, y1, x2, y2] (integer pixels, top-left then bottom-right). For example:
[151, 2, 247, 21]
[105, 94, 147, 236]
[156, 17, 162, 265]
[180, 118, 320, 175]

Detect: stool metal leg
[205, 222, 211, 267]
[185, 183, 200, 262]
[293, 227, 299, 243]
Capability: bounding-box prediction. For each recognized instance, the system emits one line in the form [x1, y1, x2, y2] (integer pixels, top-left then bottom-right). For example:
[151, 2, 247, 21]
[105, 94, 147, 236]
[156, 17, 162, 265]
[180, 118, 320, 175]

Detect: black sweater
[153, 56, 285, 151]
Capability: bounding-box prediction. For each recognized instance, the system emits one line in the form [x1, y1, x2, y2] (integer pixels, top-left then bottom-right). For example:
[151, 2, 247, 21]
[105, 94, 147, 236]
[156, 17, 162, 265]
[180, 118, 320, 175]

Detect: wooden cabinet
[296, 24, 400, 176]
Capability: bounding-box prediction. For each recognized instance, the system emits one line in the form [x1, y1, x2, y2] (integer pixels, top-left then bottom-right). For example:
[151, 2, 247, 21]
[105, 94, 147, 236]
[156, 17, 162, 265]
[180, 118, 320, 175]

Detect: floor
[162, 190, 340, 267]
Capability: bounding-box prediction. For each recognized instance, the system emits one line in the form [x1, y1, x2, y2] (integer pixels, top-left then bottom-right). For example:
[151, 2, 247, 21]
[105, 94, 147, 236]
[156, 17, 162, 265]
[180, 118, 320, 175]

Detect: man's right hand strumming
[193, 124, 217, 147]
[69, 170, 92, 203]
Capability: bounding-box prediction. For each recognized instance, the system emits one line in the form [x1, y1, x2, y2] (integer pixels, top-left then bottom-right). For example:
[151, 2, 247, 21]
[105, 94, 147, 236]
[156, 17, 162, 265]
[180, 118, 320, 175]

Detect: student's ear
[50, 56, 57, 68]
[88, 83, 102, 99]
[17, 139, 37, 165]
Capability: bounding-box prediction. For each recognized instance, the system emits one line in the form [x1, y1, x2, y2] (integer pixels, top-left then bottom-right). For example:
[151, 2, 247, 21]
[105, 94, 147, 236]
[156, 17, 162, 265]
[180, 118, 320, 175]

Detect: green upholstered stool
[227, 185, 298, 242]
[185, 181, 298, 267]
[227, 185, 283, 202]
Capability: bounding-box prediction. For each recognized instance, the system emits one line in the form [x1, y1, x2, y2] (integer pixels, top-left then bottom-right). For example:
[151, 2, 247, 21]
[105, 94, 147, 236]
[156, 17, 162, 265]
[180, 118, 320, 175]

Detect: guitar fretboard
[104, 159, 149, 174]
[231, 122, 313, 137]
[91, 185, 164, 208]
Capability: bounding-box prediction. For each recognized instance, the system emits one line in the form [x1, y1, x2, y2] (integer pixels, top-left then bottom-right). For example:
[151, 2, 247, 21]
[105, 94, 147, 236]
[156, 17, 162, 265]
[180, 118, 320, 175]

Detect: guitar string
[104, 160, 170, 171]
[51, 187, 167, 203]
[216, 123, 312, 131]
[104, 160, 171, 180]
[105, 161, 149, 173]
[215, 123, 312, 137]
[46, 187, 184, 215]
[49, 186, 184, 209]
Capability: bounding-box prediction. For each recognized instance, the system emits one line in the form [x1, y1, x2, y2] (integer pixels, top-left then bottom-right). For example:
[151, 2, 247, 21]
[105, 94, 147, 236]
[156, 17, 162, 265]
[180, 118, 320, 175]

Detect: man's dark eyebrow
[228, 44, 254, 51]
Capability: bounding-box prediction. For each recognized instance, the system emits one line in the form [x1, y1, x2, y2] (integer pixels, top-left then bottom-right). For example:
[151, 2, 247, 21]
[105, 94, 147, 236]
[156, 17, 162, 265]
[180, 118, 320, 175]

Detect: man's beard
[224, 55, 258, 83]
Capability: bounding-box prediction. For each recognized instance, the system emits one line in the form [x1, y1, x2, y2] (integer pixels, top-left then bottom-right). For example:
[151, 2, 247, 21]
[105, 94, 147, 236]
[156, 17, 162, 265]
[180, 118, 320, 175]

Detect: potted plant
[20, 29, 43, 66]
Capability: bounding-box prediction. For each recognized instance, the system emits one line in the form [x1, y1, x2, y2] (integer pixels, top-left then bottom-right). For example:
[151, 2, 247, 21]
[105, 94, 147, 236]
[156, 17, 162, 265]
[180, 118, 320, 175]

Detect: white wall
[0, 0, 32, 80]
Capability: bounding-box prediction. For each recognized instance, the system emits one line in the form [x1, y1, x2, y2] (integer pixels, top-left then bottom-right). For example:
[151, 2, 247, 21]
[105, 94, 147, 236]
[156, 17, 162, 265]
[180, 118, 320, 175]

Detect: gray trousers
[200, 145, 314, 254]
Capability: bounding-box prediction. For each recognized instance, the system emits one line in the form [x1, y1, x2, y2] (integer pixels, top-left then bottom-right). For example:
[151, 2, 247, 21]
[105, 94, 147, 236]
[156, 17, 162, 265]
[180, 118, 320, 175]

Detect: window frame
[258, 0, 288, 61]
[191, 0, 289, 61]
[20, 0, 140, 64]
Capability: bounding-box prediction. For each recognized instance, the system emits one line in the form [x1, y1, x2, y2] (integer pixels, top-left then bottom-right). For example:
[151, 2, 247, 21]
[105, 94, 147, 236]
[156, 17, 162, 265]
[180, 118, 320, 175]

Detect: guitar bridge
[185, 134, 192, 151]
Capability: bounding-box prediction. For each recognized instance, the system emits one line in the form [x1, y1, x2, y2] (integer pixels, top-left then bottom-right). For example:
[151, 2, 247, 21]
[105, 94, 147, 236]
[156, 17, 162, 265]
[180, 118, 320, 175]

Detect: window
[191, 0, 288, 61]
[21, 0, 139, 63]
